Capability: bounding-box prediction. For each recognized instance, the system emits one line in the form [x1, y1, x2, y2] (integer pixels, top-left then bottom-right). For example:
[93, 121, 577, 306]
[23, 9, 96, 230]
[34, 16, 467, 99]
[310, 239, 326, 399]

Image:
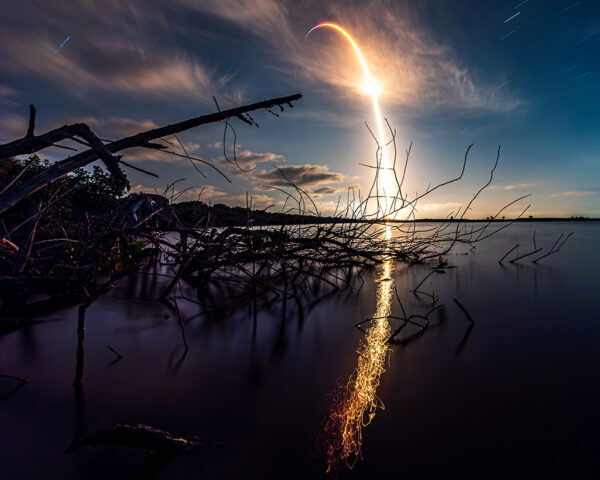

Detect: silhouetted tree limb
[0, 373, 29, 383]
[453, 297, 474, 324]
[0, 93, 302, 215]
[532, 232, 573, 263]
[26, 105, 36, 138]
[0, 123, 127, 185]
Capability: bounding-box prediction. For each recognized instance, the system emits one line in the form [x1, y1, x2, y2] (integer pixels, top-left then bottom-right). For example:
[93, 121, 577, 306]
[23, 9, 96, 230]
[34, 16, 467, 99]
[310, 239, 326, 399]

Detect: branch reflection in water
[324, 225, 394, 470]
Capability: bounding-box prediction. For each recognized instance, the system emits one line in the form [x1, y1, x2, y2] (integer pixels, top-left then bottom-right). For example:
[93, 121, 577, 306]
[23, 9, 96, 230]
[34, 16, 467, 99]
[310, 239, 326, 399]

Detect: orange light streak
[323, 225, 394, 470]
[306, 22, 393, 216]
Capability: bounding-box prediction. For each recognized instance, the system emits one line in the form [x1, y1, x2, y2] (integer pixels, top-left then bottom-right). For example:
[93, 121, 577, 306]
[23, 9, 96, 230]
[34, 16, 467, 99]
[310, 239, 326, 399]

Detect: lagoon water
[1, 222, 599, 479]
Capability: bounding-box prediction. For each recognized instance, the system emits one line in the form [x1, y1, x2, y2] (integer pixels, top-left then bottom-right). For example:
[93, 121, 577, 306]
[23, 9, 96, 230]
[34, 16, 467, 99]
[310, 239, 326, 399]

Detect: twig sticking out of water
[0, 373, 29, 383]
[106, 345, 123, 360]
[510, 246, 543, 263]
[500, 230, 573, 264]
[384, 288, 445, 345]
[171, 297, 189, 353]
[532, 232, 574, 263]
[499, 243, 519, 263]
[411, 269, 435, 294]
[453, 298, 475, 324]
[411, 258, 451, 300]
[73, 305, 86, 387]
[454, 324, 474, 358]
[509, 230, 543, 263]
[0, 99, 531, 350]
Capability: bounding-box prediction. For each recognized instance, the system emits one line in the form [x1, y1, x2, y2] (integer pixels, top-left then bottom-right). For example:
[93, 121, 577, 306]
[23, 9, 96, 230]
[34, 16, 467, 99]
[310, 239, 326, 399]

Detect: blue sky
[0, 0, 598, 217]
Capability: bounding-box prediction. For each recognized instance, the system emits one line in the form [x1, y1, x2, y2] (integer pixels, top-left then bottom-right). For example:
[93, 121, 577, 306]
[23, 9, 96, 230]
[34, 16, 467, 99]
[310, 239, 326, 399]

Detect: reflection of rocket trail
[306, 23, 392, 215]
[324, 225, 394, 469]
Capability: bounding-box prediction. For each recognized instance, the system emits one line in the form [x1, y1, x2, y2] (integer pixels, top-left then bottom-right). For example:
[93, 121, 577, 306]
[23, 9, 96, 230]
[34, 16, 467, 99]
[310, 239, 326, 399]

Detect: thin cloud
[0, 1, 506, 111]
[0, 114, 27, 140]
[216, 149, 285, 171]
[311, 184, 359, 198]
[1, 113, 160, 143]
[549, 190, 598, 198]
[501, 183, 536, 190]
[254, 164, 348, 188]
[76, 117, 159, 137]
[120, 148, 174, 164]
[0, 86, 16, 97]
[0, 36, 218, 100]
[191, 0, 507, 111]
[0, 1, 235, 102]
[421, 202, 462, 211]
[0, 85, 18, 106]
[119, 140, 203, 166]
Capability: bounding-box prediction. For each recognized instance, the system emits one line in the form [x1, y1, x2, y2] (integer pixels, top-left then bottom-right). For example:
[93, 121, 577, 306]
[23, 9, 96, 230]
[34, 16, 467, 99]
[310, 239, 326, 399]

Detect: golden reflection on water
[324, 225, 394, 470]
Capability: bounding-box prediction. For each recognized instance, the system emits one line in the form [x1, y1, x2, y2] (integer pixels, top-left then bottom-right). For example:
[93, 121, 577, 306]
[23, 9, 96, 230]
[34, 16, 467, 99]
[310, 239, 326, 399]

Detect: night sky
[0, 0, 598, 217]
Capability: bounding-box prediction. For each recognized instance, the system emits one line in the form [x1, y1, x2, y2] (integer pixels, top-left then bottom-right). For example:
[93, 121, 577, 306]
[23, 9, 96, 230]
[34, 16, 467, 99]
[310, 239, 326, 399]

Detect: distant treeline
[173, 201, 343, 227]
[406, 217, 598, 223]
[1, 157, 596, 231]
[173, 201, 598, 226]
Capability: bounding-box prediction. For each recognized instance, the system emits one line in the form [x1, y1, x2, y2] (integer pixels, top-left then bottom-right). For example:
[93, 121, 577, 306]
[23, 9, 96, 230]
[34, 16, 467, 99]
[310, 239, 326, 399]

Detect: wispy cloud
[254, 164, 348, 188]
[117, 139, 204, 166]
[76, 117, 159, 137]
[0, 0, 508, 113]
[500, 182, 536, 190]
[0, 85, 19, 106]
[190, 0, 506, 111]
[421, 201, 462, 211]
[216, 149, 285, 171]
[0, 86, 17, 97]
[0, 113, 27, 140]
[549, 190, 598, 198]
[0, 1, 238, 103]
[0, 37, 218, 101]
[311, 184, 359, 198]
[0, 113, 162, 147]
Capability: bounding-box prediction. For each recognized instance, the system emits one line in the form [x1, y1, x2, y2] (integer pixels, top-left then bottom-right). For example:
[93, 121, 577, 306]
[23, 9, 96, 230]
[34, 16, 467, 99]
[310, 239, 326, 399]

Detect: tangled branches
[0, 94, 531, 342]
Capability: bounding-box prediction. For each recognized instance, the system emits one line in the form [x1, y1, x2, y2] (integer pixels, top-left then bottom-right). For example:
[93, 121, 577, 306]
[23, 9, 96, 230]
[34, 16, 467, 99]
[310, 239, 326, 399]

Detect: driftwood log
[65, 423, 200, 454]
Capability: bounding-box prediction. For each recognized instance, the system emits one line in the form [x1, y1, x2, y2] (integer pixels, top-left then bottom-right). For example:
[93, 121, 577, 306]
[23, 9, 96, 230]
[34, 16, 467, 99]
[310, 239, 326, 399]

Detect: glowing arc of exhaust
[306, 22, 391, 215]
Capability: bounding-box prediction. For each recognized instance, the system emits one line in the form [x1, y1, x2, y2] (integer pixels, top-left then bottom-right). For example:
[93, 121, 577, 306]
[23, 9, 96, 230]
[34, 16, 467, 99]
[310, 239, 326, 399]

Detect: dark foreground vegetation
[0, 91, 574, 344]
[0, 93, 575, 476]
[0, 93, 507, 304]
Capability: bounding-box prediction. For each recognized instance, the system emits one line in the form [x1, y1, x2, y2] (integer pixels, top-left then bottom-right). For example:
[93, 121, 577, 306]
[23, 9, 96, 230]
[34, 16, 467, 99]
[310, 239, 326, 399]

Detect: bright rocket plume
[306, 22, 393, 216]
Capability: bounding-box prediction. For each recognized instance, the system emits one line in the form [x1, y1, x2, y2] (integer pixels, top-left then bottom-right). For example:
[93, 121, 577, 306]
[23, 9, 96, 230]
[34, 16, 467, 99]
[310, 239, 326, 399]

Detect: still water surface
[1, 222, 599, 479]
